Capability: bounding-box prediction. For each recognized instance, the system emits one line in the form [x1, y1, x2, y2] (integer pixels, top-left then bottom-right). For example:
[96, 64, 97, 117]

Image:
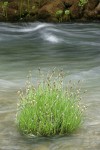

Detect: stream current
[0, 22, 100, 150]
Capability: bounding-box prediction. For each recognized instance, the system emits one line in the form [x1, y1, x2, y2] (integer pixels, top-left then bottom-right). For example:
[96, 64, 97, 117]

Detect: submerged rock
[0, 0, 100, 22]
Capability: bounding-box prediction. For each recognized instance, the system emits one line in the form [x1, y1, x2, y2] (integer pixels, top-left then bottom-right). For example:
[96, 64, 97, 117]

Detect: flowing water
[0, 22, 100, 150]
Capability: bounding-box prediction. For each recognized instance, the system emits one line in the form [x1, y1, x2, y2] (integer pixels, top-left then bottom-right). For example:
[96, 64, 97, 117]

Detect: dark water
[0, 22, 100, 150]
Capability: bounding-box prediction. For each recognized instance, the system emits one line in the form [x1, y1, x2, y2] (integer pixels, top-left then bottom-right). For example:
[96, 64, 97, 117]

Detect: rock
[63, 0, 77, 4]
[62, 0, 78, 7]
[85, 0, 99, 11]
[94, 2, 100, 19]
[69, 0, 82, 19]
[95, 2, 100, 13]
[7, 8, 19, 21]
[83, 0, 100, 20]
[38, 0, 65, 21]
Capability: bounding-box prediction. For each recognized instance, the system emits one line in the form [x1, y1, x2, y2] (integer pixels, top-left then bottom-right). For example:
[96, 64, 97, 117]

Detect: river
[0, 22, 100, 150]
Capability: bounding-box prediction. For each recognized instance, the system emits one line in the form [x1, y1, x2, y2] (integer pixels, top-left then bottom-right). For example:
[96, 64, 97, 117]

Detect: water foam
[43, 33, 60, 43]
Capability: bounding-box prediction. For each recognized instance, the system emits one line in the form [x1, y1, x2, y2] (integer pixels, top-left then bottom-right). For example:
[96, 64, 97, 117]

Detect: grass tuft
[16, 69, 85, 136]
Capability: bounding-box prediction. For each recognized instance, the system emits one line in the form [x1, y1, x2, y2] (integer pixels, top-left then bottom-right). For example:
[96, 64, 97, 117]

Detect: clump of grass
[16, 69, 85, 136]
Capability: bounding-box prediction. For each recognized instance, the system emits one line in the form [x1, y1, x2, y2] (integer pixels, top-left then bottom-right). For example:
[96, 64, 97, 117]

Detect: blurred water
[0, 22, 100, 150]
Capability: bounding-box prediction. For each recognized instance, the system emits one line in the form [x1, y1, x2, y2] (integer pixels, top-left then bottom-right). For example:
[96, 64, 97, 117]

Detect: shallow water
[0, 22, 100, 150]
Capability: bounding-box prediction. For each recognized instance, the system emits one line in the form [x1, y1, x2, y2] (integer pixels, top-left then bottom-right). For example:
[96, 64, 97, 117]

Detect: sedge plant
[16, 69, 85, 136]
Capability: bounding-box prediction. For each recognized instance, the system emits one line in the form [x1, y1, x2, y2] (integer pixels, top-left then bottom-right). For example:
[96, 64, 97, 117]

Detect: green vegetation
[38, 0, 43, 7]
[55, 10, 63, 22]
[16, 69, 85, 136]
[56, 10, 63, 16]
[2, 1, 8, 20]
[19, 0, 23, 19]
[19, 0, 30, 19]
[38, 0, 49, 7]
[27, 0, 30, 15]
[78, 0, 88, 7]
[65, 10, 70, 15]
[32, 5, 35, 10]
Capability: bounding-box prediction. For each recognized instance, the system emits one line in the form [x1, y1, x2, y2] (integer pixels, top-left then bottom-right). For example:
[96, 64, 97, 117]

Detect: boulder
[95, 2, 100, 13]
[85, 0, 99, 10]
[38, 0, 65, 20]
[83, 0, 100, 19]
